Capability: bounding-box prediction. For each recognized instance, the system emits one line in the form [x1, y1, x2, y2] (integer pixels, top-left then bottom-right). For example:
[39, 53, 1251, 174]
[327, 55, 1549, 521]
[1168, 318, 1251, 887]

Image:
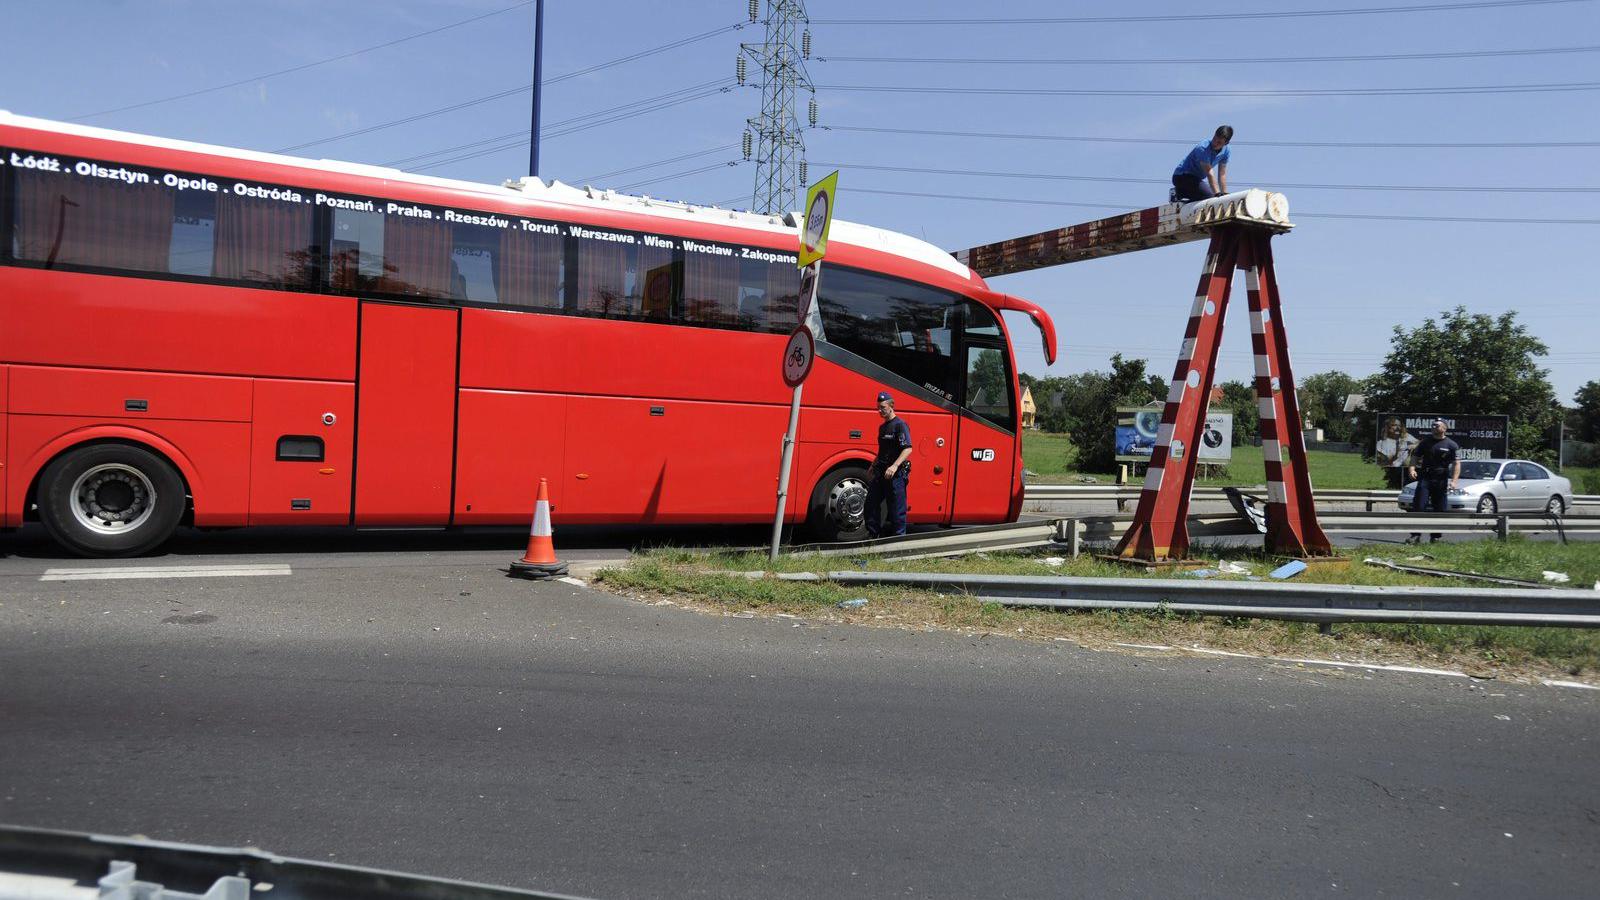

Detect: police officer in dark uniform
[1408, 418, 1461, 543]
[866, 391, 913, 538]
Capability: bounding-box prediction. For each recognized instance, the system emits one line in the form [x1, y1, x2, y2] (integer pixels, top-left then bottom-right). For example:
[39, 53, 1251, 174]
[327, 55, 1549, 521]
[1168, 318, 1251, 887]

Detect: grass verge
[1022, 431, 1388, 489]
[596, 537, 1600, 682]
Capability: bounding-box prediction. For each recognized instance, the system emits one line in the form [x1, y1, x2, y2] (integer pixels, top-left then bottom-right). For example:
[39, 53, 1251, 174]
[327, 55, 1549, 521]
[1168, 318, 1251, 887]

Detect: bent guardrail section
[800, 571, 1600, 628]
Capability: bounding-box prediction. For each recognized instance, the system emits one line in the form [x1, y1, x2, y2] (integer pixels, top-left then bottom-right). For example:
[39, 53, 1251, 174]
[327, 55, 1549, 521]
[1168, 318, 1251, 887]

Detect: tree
[1362, 307, 1562, 463]
[1066, 354, 1164, 473]
[1215, 380, 1259, 447]
[1297, 370, 1362, 442]
[1574, 380, 1600, 443]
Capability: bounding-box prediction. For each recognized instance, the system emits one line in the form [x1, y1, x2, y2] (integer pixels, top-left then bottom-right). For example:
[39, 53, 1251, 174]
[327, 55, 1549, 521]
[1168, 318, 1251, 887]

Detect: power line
[847, 187, 1600, 225]
[817, 44, 1600, 66]
[823, 124, 1600, 151]
[819, 161, 1600, 193]
[400, 83, 735, 172]
[615, 159, 743, 193]
[275, 25, 741, 154]
[71, 1, 537, 120]
[815, 80, 1600, 98]
[810, 0, 1590, 26]
[577, 145, 738, 185]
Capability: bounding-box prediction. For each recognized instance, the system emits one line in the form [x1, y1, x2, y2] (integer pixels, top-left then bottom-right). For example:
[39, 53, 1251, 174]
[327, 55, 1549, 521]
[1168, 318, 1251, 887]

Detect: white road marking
[39, 564, 292, 582]
[1541, 679, 1600, 691]
[1112, 641, 1469, 678]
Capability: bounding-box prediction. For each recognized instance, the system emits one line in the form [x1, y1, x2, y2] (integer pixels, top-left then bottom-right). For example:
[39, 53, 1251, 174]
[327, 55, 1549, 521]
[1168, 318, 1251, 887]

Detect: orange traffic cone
[509, 478, 568, 579]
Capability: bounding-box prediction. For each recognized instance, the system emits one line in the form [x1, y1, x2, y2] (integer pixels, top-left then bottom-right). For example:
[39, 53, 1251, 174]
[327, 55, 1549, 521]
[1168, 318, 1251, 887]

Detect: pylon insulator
[748, 0, 760, 22]
[742, 131, 753, 160]
[802, 30, 811, 58]
[737, 56, 747, 85]
[808, 98, 818, 126]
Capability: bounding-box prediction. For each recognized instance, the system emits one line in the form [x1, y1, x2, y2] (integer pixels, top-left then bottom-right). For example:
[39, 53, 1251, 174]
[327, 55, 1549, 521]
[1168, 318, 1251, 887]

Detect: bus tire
[807, 465, 871, 543]
[36, 443, 186, 558]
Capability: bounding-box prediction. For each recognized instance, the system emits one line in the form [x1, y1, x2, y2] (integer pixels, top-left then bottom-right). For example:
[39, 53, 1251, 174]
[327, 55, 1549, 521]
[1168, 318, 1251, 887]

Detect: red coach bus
[0, 112, 1056, 557]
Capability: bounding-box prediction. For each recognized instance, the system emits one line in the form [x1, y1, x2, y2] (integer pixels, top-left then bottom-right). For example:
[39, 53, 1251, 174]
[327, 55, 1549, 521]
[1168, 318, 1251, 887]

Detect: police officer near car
[1407, 418, 1462, 543]
[866, 391, 912, 538]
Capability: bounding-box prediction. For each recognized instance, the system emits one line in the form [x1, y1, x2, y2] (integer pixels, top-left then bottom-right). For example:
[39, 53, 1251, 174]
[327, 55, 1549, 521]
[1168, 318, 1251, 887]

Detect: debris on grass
[1217, 560, 1252, 575]
[837, 598, 869, 609]
[1364, 558, 1548, 588]
[1543, 570, 1571, 584]
[1186, 569, 1220, 579]
[1270, 560, 1308, 580]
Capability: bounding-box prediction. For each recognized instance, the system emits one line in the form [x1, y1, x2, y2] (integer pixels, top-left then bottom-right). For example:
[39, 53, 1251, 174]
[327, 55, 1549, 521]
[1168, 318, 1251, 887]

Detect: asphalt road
[2, 530, 1598, 899]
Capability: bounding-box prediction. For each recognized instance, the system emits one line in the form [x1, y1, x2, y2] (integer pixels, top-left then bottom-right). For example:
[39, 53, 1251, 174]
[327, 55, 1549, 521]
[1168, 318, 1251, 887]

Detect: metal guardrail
[1025, 483, 1600, 512]
[784, 512, 1598, 562]
[787, 520, 1064, 560]
[793, 571, 1600, 628]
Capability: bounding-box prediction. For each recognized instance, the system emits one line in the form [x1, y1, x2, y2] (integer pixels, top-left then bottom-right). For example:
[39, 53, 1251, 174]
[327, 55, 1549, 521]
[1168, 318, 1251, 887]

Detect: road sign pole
[772, 174, 838, 563]
[770, 382, 805, 561]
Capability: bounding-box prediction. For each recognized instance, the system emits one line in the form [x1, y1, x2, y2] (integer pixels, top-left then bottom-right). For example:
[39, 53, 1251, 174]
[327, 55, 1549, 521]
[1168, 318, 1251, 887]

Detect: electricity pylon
[738, 0, 816, 214]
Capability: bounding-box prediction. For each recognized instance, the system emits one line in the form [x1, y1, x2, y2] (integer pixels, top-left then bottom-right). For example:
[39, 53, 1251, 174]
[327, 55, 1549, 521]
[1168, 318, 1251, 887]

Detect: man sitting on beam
[1172, 125, 1234, 203]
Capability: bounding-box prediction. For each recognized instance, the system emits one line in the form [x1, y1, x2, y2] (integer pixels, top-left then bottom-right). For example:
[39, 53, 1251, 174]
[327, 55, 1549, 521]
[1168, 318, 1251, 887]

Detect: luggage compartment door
[354, 303, 459, 525]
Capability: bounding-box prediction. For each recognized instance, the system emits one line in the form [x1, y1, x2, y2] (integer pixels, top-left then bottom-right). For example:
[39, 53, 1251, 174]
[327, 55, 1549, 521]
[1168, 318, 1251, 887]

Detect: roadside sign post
[770, 172, 838, 562]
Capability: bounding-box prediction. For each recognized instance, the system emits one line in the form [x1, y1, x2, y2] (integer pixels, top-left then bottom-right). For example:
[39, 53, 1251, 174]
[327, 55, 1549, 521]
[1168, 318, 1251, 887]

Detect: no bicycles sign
[782, 325, 815, 388]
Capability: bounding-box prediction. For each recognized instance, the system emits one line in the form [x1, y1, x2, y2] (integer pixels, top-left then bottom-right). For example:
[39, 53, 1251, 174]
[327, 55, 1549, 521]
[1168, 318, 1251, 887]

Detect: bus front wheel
[807, 466, 871, 543]
[37, 444, 186, 557]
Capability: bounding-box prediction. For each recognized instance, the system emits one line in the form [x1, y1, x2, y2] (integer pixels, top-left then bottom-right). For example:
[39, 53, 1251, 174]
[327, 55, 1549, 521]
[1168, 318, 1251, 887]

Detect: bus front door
[354, 302, 460, 525]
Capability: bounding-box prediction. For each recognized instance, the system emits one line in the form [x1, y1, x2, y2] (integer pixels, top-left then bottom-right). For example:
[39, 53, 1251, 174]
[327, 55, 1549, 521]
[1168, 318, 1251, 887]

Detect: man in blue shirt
[1171, 125, 1233, 202]
[866, 391, 913, 538]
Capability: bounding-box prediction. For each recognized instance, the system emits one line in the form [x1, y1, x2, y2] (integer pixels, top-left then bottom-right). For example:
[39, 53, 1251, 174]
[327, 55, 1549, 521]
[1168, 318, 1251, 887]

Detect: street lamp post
[528, 0, 544, 177]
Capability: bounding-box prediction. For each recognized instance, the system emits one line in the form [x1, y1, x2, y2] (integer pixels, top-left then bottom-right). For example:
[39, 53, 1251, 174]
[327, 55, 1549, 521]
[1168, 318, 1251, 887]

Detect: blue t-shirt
[1174, 142, 1230, 179]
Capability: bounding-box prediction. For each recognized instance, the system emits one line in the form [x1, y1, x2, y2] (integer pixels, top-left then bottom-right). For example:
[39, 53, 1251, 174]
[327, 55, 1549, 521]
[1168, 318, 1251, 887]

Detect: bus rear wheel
[37, 444, 185, 557]
[807, 466, 871, 543]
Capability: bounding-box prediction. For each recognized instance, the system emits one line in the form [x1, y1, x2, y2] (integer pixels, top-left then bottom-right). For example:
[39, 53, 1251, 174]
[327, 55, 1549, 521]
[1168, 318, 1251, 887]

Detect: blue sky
[4, 0, 1596, 400]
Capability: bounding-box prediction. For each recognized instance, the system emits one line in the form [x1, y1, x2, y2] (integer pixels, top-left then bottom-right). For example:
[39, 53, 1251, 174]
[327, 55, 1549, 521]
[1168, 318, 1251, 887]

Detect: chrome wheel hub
[70, 464, 156, 535]
[827, 476, 868, 531]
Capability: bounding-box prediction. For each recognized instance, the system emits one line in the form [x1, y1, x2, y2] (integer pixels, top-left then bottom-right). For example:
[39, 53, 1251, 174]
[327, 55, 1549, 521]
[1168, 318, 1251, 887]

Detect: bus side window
[13, 162, 178, 274]
[378, 205, 453, 299]
[819, 267, 959, 399]
[683, 250, 739, 327]
[448, 221, 502, 303]
[213, 186, 313, 289]
[496, 225, 565, 309]
[329, 206, 385, 294]
[571, 234, 677, 321]
[737, 256, 799, 333]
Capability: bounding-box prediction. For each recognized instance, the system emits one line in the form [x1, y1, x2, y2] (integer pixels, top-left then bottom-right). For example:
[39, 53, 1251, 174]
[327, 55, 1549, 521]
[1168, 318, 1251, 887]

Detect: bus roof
[0, 111, 974, 282]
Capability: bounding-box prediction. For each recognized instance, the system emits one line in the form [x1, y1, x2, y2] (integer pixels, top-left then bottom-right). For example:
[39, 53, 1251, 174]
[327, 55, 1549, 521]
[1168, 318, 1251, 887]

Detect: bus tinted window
[820, 267, 958, 398]
[329, 204, 384, 293]
[683, 241, 740, 327]
[570, 226, 676, 321]
[497, 225, 565, 309]
[214, 188, 314, 287]
[9, 152, 313, 288]
[738, 256, 800, 333]
[14, 160, 180, 275]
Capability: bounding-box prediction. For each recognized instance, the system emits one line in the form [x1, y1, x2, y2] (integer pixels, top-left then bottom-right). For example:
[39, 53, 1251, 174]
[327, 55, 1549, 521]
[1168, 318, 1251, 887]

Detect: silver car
[1397, 459, 1574, 515]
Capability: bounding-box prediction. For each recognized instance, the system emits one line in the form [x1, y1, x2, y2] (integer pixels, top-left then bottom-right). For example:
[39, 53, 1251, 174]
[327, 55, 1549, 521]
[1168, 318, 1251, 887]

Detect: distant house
[1020, 385, 1037, 429]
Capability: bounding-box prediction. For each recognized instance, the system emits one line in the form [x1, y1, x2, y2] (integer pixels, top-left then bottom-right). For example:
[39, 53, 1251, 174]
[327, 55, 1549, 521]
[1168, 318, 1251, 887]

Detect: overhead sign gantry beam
[952, 189, 1292, 278]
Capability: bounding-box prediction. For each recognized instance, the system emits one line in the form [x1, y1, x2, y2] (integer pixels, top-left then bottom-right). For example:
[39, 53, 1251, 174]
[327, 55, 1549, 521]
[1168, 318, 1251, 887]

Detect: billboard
[1375, 413, 1509, 467]
[1116, 408, 1233, 463]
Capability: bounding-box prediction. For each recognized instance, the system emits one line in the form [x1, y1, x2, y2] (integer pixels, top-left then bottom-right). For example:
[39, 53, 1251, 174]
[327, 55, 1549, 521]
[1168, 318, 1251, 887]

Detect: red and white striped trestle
[1113, 225, 1332, 561]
